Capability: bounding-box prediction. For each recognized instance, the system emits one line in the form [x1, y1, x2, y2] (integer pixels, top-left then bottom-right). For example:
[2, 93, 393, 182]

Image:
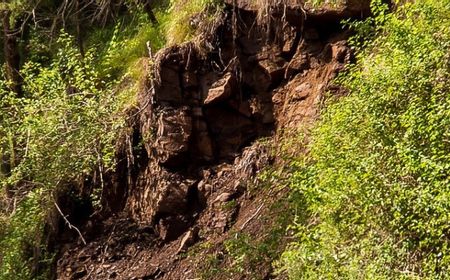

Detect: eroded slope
[56, 1, 369, 279]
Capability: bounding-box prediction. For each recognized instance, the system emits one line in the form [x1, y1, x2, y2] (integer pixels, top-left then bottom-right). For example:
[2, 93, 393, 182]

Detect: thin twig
[54, 201, 87, 245]
[24, 128, 30, 158]
[96, 147, 105, 199]
[147, 41, 156, 106]
[240, 204, 264, 230]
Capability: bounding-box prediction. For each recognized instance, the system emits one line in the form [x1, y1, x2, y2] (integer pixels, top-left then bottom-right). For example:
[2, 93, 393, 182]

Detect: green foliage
[224, 233, 256, 274]
[92, 11, 166, 80]
[0, 32, 131, 279]
[224, 228, 285, 278]
[0, 189, 50, 280]
[163, 0, 222, 45]
[198, 251, 223, 279]
[0, 0, 228, 278]
[4, 33, 125, 188]
[280, 0, 450, 279]
[195, 195, 293, 280]
[222, 202, 293, 279]
[0, 0, 33, 21]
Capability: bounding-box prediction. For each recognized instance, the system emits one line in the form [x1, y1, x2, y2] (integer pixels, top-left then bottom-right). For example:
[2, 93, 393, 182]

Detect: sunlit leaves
[281, 0, 450, 278]
[0, 32, 128, 279]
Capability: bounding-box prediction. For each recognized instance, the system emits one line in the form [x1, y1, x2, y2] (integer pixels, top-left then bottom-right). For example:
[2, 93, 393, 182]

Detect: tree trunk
[0, 149, 11, 179]
[2, 10, 23, 97]
[143, 0, 158, 25]
[75, 0, 85, 56]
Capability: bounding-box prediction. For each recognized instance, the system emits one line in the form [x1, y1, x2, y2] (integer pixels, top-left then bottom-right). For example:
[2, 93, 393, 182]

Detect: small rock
[205, 184, 213, 193]
[214, 192, 232, 204]
[197, 180, 206, 191]
[287, 53, 310, 76]
[258, 57, 286, 83]
[293, 83, 312, 100]
[177, 228, 199, 254]
[331, 41, 349, 63]
[197, 180, 212, 196]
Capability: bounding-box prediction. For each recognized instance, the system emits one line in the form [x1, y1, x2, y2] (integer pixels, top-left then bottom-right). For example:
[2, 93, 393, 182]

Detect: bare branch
[53, 201, 87, 245]
[240, 204, 264, 230]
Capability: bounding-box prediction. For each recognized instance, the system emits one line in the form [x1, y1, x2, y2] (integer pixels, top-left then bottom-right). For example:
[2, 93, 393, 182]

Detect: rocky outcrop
[125, 0, 355, 264]
[56, 0, 369, 279]
[127, 38, 277, 239]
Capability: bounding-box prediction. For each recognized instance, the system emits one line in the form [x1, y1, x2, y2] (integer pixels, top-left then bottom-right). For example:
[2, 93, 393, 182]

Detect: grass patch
[163, 0, 223, 46]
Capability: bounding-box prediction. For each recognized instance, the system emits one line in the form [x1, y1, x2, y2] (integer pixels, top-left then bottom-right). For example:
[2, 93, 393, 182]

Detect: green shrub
[280, 0, 450, 279]
[0, 32, 130, 279]
[0, 189, 49, 280]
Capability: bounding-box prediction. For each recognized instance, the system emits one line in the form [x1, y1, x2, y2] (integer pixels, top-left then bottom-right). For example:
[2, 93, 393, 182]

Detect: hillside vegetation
[281, 0, 450, 278]
[0, 0, 449, 279]
[0, 0, 219, 278]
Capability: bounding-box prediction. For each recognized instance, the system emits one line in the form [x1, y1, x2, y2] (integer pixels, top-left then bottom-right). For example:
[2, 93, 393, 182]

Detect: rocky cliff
[55, 1, 370, 279]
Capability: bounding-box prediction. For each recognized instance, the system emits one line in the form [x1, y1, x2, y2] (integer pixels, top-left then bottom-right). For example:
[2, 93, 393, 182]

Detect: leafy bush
[280, 0, 450, 279]
[0, 32, 130, 279]
[7, 33, 125, 187]
[0, 189, 49, 280]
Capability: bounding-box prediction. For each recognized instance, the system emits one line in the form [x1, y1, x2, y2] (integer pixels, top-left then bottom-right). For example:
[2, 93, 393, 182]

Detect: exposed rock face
[56, 0, 369, 279]
[133, 0, 359, 235]
[128, 38, 277, 237]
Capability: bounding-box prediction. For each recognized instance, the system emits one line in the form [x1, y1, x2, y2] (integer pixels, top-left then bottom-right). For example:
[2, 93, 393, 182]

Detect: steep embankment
[55, 1, 370, 279]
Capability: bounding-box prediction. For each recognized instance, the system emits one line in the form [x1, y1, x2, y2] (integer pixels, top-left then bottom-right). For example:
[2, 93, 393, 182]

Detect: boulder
[258, 56, 286, 85]
[204, 72, 237, 105]
[153, 108, 192, 166]
[128, 163, 193, 223]
[151, 179, 191, 216]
